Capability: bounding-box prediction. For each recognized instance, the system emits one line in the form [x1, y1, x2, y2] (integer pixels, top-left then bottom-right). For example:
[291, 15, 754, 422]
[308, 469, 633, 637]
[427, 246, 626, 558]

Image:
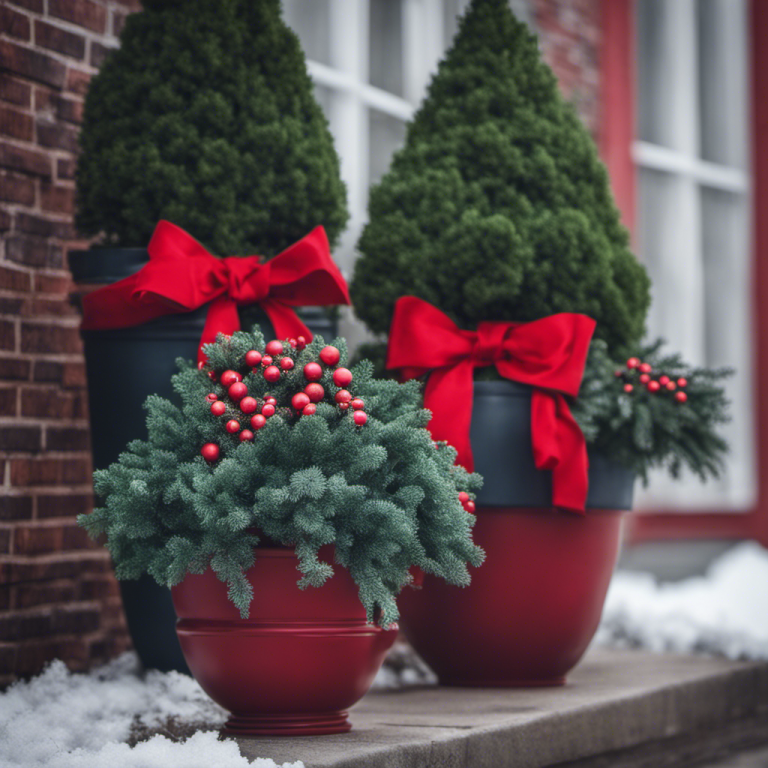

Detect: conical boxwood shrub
[76, 0, 348, 257]
[350, 0, 649, 355]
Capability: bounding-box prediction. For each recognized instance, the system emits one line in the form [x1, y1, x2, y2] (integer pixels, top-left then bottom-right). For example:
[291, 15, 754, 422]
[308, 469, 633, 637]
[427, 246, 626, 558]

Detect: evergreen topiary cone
[350, 0, 649, 356]
[76, 0, 348, 257]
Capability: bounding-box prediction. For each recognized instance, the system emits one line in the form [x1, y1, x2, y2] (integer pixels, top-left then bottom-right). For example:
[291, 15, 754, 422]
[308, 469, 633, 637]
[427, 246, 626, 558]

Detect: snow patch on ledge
[0, 653, 304, 768]
[596, 541, 768, 660]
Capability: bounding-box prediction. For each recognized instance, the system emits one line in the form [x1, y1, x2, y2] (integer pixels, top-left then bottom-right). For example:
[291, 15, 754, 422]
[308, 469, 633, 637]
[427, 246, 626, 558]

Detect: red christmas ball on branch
[638, 362, 652, 374]
[333, 368, 353, 387]
[624, 383, 634, 393]
[647, 380, 661, 393]
[251, 414, 266, 430]
[675, 391, 688, 403]
[261, 404, 276, 418]
[296, 336, 307, 350]
[677, 378, 688, 388]
[264, 396, 277, 406]
[626, 357, 640, 369]
[335, 389, 352, 404]
[639, 374, 650, 384]
[351, 398, 365, 410]
[206, 393, 218, 403]
[240, 397, 258, 414]
[239, 430, 254, 442]
[245, 350, 262, 367]
[220, 370, 241, 387]
[466, 500, 476, 514]
[211, 401, 226, 417]
[305, 383, 325, 403]
[289, 338, 298, 348]
[302, 403, 317, 415]
[265, 340, 284, 357]
[280, 357, 295, 371]
[659, 375, 670, 386]
[666, 381, 677, 391]
[303, 362, 323, 381]
[263, 365, 281, 383]
[458, 491, 469, 504]
[338, 403, 349, 411]
[353, 411, 368, 426]
[319, 346, 341, 366]
[228, 382, 248, 401]
[201, 443, 220, 462]
[226, 420, 240, 434]
[292, 392, 311, 411]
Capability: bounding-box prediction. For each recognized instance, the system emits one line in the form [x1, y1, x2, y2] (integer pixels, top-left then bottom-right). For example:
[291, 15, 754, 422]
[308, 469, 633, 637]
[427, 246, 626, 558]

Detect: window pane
[369, 109, 407, 188]
[282, 0, 331, 66]
[369, 0, 403, 96]
[697, 0, 749, 168]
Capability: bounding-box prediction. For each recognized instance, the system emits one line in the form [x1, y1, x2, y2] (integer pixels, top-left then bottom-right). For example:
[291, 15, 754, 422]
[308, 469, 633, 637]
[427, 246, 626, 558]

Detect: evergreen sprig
[79, 331, 484, 626]
[572, 340, 732, 484]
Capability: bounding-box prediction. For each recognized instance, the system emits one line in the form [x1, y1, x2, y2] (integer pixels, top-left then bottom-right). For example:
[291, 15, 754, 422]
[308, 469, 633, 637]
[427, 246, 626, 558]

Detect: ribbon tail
[199, 296, 241, 366]
[424, 360, 476, 472]
[260, 298, 313, 343]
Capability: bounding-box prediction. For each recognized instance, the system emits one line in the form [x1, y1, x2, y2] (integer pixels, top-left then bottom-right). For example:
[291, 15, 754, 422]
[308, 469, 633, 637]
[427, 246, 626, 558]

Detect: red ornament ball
[198, 361, 205, 370]
[305, 383, 325, 403]
[626, 357, 640, 369]
[220, 370, 241, 387]
[261, 404, 276, 418]
[228, 381, 248, 401]
[251, 414, 266, 430]
[335, 389, 352, 404]
[351, 398, 365, 411]
[265, 396, 277, 405]
[289, 338, 298, 348]
[263, 365, 281, 383]
[319, 346, 341, 366]
[302, 403, 317, 416]
[458, 491, 470, 504]
[677, 378, 688, 388]
[675, 391, 688, 403]
[265, 340, 284, 356]
[225, 420, 240, 434]
[666, 381, 677, 391]
[638, 362, 652, 374]
[353, 410, 368, 426]
[303, 362, 323, 381]
[466, 500, 476, 514]
[261, 355, 273, 366]
[333, 368, 353, 387]
[211, 401, 226, 417]
[624, 383, 634, 393]
[208, 370, 218, 381]
[239, 430, 254, 442]
[201, 443, 220, 462]
[292, 392, 311, 411]
[240, 396, 258, 414]
[639, 374, 650, 384]
[647, 380, 661, 393]
[245, 350, 262, 367]
[338, 403, 349, 411]
[280, 357, 295, 371]
[206, 393, 218, 402]
[659, 375, 670, 386]
[296, 336, 307, 350]
[614, 370, 623, 378]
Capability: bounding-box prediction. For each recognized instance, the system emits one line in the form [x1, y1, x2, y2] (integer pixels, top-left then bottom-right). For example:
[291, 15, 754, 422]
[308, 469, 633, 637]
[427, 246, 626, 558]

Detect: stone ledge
[236, 648, 768, 768]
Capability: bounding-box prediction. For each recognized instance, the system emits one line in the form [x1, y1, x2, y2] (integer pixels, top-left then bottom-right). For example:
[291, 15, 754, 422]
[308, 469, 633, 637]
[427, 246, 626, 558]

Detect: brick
[30, 297, 78, 317]
[0, 210, 10, 230]
[6, 235, 63, 269]
[0, 426, 42, 452]
[57, 157, 75, 180]
[0, 106, 33, 140]
[0, 143, 52, 178]
[8, 0, 43, 12]
[34, 273, 71, 294]
[55, 95, 83, 125]
[0, 297, 24, 314]
[90, 41, 116, 68]
[13, 523, 65, 554]
[62, 524, 94, 550]
[0, 7, 31, 41]
[15, 581, 77, 609]
[20, 388, 83, 418]
[9, 457, 89, 486]
[0, 358, 31, 380]
[0, 388, 17, 416]
[36, 121, 79, 153]
[38, 493, 92, 519]
[0, 75, 31, 107]
[21, 322, 81, 354]
[15, 212, 73, 239]
[79, 575, 119, 600]
[0, 528, 10, 554]
[0, 41, 66, 90]
[62, 361, 86, 388]
[0, 589, 10, 611]
[47, 426, 89, 451]
[40, 182, 75, 214]
[1, 552, 109, 584]
[34, 20, 86, 59]
[32, 359, 63, 382]
[52, 605, 101, 634]
[65, 68, 90, 96]
[0, 173, 35, 205]
[0, 611, 52, 642]
[49, 0, 107, 33]
[0, 320, 15, 350]
[0, 266, 31, 292]
[0, 495, 32, 521]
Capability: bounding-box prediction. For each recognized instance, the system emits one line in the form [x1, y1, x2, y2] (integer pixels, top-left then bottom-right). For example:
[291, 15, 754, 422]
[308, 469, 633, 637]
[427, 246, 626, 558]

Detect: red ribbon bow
[386, 297, 596, 513]
[80, 221, 351, 364]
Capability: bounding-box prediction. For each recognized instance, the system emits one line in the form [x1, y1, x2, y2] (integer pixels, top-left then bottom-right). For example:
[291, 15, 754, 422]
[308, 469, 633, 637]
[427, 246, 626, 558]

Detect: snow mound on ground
[0, 654, 304, 768]
[597, 541, 768, 659]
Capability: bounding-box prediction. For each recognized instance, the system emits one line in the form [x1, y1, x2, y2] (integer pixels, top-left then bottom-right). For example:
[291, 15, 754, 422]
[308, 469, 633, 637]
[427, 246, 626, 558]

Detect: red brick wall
[0, 0, 139, 687]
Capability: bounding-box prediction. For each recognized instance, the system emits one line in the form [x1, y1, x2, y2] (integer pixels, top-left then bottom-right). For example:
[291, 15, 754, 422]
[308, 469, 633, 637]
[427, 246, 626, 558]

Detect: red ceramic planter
[171, 548, 397, 736]
[398, 506, 624, 686]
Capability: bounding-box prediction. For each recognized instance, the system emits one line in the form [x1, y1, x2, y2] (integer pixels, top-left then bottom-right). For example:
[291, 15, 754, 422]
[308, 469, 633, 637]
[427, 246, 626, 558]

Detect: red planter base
[398, 507, 624, 687]
[172, 548, 397, 736]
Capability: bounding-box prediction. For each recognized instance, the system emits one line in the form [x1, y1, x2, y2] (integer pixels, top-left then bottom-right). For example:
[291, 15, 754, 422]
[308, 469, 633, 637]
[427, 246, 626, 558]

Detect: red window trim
[598, 0, 768, 546]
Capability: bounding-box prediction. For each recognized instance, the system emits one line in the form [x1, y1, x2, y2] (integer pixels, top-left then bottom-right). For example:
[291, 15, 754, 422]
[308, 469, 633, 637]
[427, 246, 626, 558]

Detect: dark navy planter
[469, 380, 635, 509]
[69, 247, 337, 674]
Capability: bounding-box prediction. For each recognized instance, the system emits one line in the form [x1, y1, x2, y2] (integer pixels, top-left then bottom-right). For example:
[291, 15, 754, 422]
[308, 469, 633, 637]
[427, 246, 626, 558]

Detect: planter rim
[68, 246, 149, 284]
[473, 379, 531, 397]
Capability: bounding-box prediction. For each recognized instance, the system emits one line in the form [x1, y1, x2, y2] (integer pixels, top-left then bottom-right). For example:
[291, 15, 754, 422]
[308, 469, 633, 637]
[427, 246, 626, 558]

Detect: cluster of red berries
[615, 357, 688, 403]
[199, 340, 368, 463]
[458, 491, 476, 514]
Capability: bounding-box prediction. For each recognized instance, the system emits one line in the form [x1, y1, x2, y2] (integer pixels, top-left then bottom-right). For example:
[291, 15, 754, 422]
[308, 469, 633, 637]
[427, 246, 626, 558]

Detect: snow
[596, 541, 768, 660]
[0, 653, 304, 768]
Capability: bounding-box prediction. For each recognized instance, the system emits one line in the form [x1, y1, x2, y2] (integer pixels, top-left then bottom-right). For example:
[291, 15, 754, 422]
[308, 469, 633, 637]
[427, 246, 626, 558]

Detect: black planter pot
[69, 247, 338, 673]
[469, 380, 635, 509]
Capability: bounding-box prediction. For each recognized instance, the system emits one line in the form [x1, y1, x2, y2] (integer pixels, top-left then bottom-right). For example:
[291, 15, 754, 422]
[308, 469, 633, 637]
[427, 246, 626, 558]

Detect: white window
[634, 0, 755, 510]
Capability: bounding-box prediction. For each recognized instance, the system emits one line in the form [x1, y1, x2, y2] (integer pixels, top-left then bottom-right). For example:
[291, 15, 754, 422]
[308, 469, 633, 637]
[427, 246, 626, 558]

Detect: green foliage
[350, 0, 650, 355]
[572, 340, 731, 484]
[76, 0, 348, 256]
[79, 331, 484, 625]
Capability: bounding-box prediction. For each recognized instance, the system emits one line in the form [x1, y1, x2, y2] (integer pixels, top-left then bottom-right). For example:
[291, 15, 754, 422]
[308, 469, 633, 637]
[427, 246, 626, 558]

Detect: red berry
[335, 389, 352, 404]
[220, 370, 241, 387]
[296, 336, 307, 350]
[261, 355, 273, 366]
[647, 380, 661, 393]
[466, 500, 476, 514]
[208, 371, 217, 381]
[261, 404, 276, 418]
[303, 362, 323, 381]
[333, 368, 353, 387]
[338, 403, 349, 411]
[351, 398, 365, 410]
[639, 374, 650, 384]
[251, 414, 267, 430]
[265, 396, 277, 405]
[638, 363, 652, 374]
[198, 361, 205, 370]
[228, 382, 248, 401]
[201, 443, 220, 462]
[614, 370, 623, 378]
[319, 346, 341, 366]
[226, 420, 240, 434]
[239, 430, 254, 442]
[302, 403, 317, 415]
[280, 357, 295, 371]
[666, 381, 677, 391]
[626, 357, 640, 369]
[245, 350, 262, 367]
[458, 491, 470, 504]
[292, 392, 311, 411]
[206, 393, 218, 402]
[264, 365, 281, 383]
[289, 338, 298, 348]
[677, 378, 688, 388]
[624, 383, 634, 393]
[266, 340, 284, 356]
[240, 396, 258, 414]
[659, 375, 670, 386]
[353, 410, 368, 426]
[305, 383, 325, 403]
[675, 391, 688, 403]
[211, 401, 226, 416]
